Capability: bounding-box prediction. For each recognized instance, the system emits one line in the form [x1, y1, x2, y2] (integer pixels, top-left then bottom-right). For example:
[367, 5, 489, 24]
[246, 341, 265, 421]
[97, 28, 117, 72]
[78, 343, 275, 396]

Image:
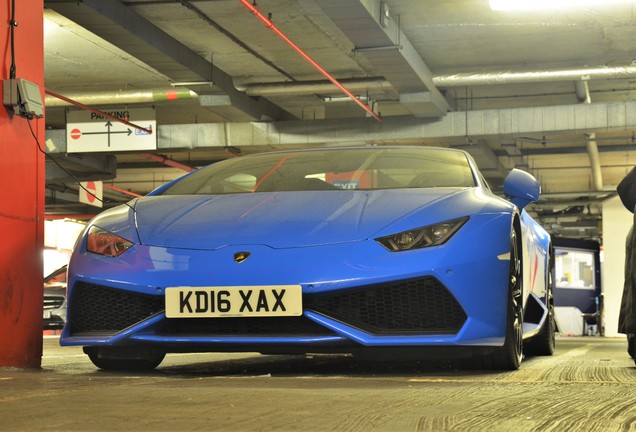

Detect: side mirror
[503, 168, 540, 210]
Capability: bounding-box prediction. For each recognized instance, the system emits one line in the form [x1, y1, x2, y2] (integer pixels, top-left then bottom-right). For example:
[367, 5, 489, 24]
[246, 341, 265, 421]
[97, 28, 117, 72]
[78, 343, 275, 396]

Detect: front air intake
[68, 282, 164, 336]
[304, 277, 467, 335]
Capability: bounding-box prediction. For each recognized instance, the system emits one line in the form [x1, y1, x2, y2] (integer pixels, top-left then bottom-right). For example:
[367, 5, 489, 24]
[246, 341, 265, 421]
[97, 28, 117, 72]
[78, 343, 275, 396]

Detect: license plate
[165, 285, 302, 318]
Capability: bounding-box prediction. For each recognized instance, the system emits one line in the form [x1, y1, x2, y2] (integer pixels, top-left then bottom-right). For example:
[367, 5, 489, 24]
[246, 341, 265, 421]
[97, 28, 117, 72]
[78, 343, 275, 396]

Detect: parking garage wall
[0, 0, 45, 367]
[602, 196, 633, 337]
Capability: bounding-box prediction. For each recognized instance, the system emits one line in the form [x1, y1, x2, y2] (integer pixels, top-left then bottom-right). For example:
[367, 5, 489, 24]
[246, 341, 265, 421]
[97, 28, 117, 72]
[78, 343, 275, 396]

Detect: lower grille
[69, 282, 163, 335]
[305, 277, 466, 335]
[67, 277, 466, 338]
[159, 316, 336, 337]
[43, 295, 65, 310]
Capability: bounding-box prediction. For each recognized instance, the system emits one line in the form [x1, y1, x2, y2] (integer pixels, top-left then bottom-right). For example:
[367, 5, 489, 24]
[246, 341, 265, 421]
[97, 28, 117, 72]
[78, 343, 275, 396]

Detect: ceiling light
[489, 0, 635, 11]
[170, 81, 214, 87]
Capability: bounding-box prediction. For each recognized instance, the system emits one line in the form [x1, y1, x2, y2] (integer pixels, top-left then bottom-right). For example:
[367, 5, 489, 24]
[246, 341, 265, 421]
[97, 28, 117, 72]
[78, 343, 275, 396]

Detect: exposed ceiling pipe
[237, 77, 392, 97]
[45, 88, 198, 107]
[574, 76, 591, 103]
[103, 184, 142, 198]
[237, 64, 636, 97]
[433, 64, 636, 87]
[42, 65, 636, 106]
[45, 89, 153, 135]
[138, 153, 196, 172]
[575, 78, 603, 191]
[532, 200, 603, 208]
[540, 190, 614, 199]
[237, 0, 381, 122]
[584, 134, 603, 191]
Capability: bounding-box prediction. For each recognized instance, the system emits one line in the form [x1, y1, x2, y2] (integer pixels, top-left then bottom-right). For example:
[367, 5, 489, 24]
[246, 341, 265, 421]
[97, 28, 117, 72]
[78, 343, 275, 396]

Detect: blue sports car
[60, 146, 554, 371]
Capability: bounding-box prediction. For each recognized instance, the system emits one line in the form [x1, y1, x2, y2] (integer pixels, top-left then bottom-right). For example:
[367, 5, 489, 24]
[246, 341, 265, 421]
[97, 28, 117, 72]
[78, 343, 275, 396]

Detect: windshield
[159, 147, 476, 195]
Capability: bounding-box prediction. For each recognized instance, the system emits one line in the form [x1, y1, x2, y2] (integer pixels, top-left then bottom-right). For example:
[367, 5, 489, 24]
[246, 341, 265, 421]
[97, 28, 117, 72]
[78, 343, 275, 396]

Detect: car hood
[134, 189, 469, 250]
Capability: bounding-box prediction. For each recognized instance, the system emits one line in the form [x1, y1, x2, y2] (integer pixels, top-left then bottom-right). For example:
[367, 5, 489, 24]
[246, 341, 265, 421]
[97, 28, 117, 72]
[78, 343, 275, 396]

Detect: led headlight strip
[376, 217, 469, 252]
[86, 226, 134, 257]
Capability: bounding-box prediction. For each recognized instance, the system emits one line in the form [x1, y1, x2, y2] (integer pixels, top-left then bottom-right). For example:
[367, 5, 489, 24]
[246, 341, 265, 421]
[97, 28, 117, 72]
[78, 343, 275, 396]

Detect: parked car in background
[43, 265, 67, 330]
[60, 146, 554, 371]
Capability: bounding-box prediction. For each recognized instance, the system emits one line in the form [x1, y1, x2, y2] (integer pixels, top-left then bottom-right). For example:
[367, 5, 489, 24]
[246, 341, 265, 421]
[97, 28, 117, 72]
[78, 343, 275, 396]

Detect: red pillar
[0, 0, 45, 367]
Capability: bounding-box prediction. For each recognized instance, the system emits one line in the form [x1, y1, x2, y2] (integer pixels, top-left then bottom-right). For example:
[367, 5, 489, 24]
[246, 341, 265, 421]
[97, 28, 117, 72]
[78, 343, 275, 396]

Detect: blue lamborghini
[60, 146, 554, 371]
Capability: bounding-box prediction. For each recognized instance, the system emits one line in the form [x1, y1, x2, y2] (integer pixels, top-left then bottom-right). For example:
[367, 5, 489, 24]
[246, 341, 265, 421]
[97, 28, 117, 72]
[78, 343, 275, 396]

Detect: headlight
[86, 226, 134, 257]
[376, 217, 468, 252]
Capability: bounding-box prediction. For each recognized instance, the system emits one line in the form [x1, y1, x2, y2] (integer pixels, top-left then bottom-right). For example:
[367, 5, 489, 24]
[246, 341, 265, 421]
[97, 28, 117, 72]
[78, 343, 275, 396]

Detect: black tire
[524, 248, 556, 356]
[84, 347, 165, 372]
[488, 227, 524, 370]
[461, 228, 524, 371]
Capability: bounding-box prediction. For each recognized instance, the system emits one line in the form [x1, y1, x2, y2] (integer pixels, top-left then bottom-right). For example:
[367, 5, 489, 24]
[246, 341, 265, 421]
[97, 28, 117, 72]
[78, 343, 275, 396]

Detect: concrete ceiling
[41, 0, 636, 241]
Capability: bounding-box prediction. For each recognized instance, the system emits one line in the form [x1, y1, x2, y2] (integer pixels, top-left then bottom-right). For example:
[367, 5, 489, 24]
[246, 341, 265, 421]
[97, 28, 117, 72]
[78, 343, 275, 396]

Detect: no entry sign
[70, 128, 81, 140]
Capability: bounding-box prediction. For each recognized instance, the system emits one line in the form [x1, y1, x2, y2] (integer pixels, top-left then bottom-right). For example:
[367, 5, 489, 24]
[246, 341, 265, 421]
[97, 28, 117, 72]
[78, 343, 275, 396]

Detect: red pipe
[45, 89, 153, 135]
[253, 155, 292, 191]
[238, 0, 381, 122]
[103, 184, 142, 198]
[138, 153, 196, 172]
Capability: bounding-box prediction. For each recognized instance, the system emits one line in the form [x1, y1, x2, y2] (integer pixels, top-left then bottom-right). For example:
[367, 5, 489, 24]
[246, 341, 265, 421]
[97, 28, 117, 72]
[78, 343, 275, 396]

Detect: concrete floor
[1, 336, 636, 431]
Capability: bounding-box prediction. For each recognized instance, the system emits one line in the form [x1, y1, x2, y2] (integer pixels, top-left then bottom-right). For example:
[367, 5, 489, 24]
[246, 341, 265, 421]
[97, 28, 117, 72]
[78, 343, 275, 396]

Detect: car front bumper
[61, 213, 513, 351]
